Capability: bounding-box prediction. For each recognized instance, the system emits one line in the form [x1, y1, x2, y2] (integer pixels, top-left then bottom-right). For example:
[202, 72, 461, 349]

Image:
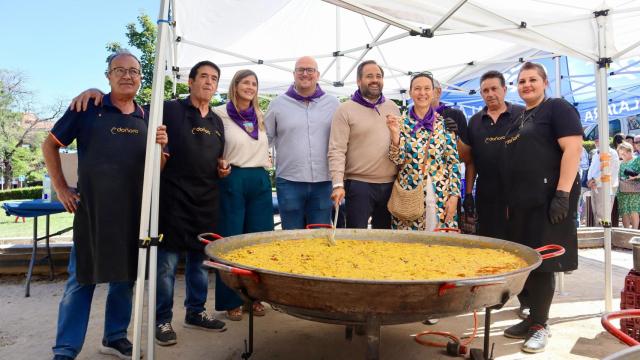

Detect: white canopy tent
[317, 0, 640, 315]
[134, 0, 640, 357]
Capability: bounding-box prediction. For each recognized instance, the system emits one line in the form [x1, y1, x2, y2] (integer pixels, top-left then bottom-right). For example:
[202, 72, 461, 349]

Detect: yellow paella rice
[220, 239, 528, 280]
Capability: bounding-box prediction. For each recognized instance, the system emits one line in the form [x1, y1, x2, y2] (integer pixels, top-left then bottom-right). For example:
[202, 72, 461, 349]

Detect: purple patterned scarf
[285, 84, 325, 102]
[409, 106, 435, 134]
[351, 89, 385, 114]
[226, 101, 259, 140]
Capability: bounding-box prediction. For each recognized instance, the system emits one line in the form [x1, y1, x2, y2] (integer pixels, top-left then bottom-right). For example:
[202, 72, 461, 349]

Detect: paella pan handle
[535, 244, 565, 260]
[438, 277, 506, 296]
[601, 310, 640, 346]
[203, 260, 260, 282]
[434, 228, 461, 233]
[198, 232, 223, 245]
[306, 224, 332, 229]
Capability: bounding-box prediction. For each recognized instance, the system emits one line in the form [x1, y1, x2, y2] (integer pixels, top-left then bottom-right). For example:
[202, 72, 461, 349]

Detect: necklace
[504, 98, 548, 142]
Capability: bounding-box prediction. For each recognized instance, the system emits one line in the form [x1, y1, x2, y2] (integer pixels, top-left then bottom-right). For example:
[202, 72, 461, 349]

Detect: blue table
[2, 199, 71, 297]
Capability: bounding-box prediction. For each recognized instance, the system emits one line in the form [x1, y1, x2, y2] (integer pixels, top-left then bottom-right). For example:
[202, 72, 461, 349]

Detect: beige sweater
[214, 105, 270, 168]
[328, 99, 400, 185]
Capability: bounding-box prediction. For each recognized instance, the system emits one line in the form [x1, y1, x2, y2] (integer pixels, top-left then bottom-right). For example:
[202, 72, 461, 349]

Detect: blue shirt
[265, 92, 339, 182]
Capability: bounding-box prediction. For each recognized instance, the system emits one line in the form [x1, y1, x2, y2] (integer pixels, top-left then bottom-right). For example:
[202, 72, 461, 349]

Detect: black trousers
[344, 180, 393, 229]
[517, 271, 556, 325]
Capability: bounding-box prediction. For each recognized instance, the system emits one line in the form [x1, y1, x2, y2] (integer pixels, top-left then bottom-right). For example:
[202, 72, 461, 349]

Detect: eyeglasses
[410, 71, 433, 79]
[295, 67, 317, 75]
[109, 67, 142, 78]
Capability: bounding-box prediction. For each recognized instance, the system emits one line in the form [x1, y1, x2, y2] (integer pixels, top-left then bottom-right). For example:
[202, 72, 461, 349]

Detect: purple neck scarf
[351, 89, 385, 114]
[285, 84, 325, 102]
[409, 106, 435, 134]
[226, 101, 259, 140]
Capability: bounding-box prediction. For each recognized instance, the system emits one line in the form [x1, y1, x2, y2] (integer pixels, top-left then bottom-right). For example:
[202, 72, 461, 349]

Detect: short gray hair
[106, 49, 141, 71]
[432, 78, 442, 90]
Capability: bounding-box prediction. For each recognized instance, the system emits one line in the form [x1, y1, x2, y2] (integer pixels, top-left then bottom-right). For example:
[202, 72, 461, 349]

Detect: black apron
[74, 102, 147, 284]
[159, 99, 225, 252]
[472, 104, 525, 240]
[503, 99, 580, 272]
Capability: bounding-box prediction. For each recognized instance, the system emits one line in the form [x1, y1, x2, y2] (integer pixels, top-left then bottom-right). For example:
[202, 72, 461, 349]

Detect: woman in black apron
[502, 62, 583, 353]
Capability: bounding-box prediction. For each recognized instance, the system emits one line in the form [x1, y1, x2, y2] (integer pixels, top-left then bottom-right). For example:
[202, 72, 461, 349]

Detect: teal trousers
[215, 167, 274, 310]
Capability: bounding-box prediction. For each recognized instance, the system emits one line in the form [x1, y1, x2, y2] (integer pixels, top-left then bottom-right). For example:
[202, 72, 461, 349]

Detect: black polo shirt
[441, 105, 469, 145]
[158, 97, 226, 251]
[159, 97, 225, 177]
[51, 94, 148, 284]
[467, 102, 525, 203]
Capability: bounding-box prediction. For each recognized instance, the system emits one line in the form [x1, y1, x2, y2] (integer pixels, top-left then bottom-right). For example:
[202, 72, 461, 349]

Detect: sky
[1, 0, 159, 111]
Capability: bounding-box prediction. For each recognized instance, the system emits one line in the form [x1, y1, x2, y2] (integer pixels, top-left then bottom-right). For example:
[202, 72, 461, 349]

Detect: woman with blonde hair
[617, 141, 640, 228]
[214, 69, 273, 320]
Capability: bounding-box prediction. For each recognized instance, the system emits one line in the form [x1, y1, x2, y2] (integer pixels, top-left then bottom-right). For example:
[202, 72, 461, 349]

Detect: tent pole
[430, 0, 468, 34]
[170, 0, 178, 98]
[132, 0, 171, 358]
[554, 56, 561, 98]
[322, 0, 422, 33]
[595, 11, 613, 313]
[554, 55, 567, 295]
[336, 7, 341, 82]
[339, 24, 389, 83]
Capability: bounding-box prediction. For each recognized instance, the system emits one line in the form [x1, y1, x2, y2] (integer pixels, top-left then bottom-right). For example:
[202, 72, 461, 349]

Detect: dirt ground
[0, 248, 634, 360]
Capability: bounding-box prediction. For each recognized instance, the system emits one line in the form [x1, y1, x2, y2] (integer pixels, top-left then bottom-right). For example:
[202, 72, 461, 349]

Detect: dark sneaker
[504, 318, 533, 339]
[517, 305, 530, 320]
[184, 310, 227, 332]
[522, 324, 550, 353]
[53, 355, 74, 360]
[99, 338, 137, 359]
[155, 322, 177, 346]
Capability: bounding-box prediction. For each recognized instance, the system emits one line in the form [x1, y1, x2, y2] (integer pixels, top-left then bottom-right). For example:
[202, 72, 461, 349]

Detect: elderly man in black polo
[43, 49, 167, 360]
[70, 60, 229, 347]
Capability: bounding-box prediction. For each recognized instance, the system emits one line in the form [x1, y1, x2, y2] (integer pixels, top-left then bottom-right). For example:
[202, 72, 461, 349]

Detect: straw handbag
[387, 179, 425, 221]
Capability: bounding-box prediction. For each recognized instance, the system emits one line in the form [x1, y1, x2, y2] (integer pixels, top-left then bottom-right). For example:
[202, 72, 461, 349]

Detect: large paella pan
[202, 229, 560, 325]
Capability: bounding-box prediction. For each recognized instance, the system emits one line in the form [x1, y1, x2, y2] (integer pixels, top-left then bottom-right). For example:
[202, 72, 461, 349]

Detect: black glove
[463, 194, 475, 216]
[624, 168, 639, 177]
[444, 117, 458, 134]
[548, 190, 570, 224]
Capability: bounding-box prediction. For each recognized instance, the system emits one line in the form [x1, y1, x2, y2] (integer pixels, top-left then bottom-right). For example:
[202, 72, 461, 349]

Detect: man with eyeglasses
[264, 56, 339, 229]
[328, 60, 400, 228]
[69, 60, 229, 348]
[45, 49, 168, 360]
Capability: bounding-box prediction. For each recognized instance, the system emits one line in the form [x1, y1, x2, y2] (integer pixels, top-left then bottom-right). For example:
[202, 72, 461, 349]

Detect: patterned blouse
[389, 113, 461, 230]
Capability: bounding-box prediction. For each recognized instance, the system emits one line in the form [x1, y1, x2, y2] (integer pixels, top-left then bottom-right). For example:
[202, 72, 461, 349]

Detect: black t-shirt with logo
[467, 102, 525, 204]
[51, 94, 148, 284]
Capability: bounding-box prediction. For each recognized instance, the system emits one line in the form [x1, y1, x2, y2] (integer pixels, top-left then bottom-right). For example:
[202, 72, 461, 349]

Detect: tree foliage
[0, 70, 63, 187]
[107, 13, 188, 105]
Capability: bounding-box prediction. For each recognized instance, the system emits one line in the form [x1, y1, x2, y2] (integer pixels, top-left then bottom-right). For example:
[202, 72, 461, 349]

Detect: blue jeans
[52, 247, 133, 358]
[156, 247, 208, 325]
[276, 178, 333, 229]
